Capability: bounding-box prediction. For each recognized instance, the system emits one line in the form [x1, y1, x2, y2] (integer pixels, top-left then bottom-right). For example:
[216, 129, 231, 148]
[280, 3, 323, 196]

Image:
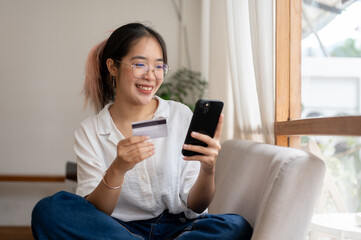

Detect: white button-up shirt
[74, 96, 201, 221]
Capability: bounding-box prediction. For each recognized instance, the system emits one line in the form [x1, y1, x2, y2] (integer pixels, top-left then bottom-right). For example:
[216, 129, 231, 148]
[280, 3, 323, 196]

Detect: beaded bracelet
[102, 171, 122, 190]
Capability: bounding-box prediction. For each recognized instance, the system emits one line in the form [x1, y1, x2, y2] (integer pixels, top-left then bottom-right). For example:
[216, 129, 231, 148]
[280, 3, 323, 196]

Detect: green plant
[331, 38, 361, 58]
[157, 68, 208, 111]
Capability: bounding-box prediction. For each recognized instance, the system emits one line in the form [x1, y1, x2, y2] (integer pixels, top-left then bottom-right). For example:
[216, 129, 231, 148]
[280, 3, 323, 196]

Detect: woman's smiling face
[115, 36, 164, 106]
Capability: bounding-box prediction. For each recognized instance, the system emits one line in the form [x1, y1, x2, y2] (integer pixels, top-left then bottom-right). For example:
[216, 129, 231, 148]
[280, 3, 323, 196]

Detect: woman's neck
[109, 97, 158, 124]
[109, 97, 158, 138]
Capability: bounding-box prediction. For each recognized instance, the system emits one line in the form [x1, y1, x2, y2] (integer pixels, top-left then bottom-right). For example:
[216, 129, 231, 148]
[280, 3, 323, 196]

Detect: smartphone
[182, 99, 224, 156]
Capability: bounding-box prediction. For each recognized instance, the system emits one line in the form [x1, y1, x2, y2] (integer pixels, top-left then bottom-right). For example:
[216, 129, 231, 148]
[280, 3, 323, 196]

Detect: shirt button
[142, 175, 146, 181]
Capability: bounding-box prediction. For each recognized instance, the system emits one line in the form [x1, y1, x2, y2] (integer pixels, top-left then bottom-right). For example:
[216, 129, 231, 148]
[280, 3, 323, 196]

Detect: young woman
[32, 22, 252, 240]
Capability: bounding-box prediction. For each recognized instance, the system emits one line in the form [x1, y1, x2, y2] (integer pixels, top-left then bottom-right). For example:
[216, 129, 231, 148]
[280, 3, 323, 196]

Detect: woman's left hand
[182, 114, 224, 174]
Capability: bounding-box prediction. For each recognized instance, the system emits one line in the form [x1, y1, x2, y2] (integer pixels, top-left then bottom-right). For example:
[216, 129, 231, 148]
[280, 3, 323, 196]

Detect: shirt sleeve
[74, 121, 105, 197]
[179, 160, 200, 207]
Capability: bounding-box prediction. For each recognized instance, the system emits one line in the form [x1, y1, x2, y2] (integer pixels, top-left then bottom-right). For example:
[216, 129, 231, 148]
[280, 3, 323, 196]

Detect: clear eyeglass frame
[114, 60, 170, 80]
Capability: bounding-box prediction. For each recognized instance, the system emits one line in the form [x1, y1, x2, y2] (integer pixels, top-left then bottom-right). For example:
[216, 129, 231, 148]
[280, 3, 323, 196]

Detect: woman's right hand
[87, 135, 154, 215]
[113, 136, 155, 174]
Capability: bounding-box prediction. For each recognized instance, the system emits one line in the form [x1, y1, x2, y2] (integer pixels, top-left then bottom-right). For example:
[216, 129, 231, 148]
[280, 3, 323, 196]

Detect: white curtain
[248, 0, 275, 144]
[204, 0, 274, 144]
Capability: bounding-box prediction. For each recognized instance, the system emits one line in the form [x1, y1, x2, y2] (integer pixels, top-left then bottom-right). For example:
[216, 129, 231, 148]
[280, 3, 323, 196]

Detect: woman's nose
[144, 67, 157, 80]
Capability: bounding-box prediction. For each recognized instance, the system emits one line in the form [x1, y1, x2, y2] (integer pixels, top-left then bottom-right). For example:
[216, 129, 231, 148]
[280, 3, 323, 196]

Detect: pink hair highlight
[83, 40, 107, 113]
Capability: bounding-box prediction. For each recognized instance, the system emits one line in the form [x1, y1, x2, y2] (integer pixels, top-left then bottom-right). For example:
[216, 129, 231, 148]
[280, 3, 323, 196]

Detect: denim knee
[205, 213, 253, 240]
[31, 191, 75, 228]
[224, 214, 253, 239]
[32, 195, 53, 226]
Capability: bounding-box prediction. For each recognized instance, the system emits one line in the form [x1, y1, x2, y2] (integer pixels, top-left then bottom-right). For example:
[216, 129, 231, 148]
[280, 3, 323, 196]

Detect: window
[275, 0, 361, 212]
[275, 0, 361, 146]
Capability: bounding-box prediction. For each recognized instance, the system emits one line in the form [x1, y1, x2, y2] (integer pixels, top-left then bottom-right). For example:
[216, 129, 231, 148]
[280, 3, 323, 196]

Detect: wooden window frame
[275, 0, 361, 147]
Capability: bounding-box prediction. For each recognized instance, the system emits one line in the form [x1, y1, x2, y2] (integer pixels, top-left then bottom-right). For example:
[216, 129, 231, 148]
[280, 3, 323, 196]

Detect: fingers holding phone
[183, 114, 223, 170]
[183, 114, 223, 152]
[182, 100, 224, 156]
[182, 99, 224, 172]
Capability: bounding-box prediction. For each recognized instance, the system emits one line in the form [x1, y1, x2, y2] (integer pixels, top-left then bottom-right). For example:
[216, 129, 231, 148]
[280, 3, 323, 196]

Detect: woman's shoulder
[76, 103, 112, 134]
[75, 114, 98, 137]
[156, 96, 192, 116]
[155, 97, 193, 130]
[79, 114, 98, 128]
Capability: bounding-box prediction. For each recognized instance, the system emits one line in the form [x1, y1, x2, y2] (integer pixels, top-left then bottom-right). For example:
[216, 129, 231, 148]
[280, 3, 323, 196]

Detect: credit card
[132, 118, 168, 139]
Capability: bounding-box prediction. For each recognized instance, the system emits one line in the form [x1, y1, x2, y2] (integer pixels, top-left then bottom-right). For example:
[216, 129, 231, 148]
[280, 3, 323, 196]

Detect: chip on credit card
[132, 118, 168, 139]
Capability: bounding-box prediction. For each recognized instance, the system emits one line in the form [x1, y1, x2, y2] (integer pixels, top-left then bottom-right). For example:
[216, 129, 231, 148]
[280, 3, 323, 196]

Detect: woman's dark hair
[83, 23, 168, 112]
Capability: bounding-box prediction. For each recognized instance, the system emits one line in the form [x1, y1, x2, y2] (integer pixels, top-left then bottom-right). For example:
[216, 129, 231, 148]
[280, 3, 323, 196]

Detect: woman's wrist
[109, 158, 128, 176]
[200, 165, 216, 175]
[102, 167, 125, 190]
[102, 171, 123, 190]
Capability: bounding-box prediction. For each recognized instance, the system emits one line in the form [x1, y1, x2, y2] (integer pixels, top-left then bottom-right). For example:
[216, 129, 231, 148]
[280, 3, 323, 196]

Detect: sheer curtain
[204, 0, 274, 144]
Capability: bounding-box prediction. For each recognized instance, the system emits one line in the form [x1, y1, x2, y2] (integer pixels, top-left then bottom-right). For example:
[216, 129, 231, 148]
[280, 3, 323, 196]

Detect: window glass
[302, 135, 361, 213]
[301, 0, 361, 118]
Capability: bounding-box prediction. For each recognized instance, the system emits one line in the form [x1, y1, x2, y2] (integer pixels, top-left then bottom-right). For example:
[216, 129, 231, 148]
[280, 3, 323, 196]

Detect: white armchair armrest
[209, 139, 326, 240]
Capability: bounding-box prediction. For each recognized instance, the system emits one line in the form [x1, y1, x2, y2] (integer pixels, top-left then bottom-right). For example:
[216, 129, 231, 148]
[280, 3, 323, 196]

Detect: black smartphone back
[182, 99, 224, 156]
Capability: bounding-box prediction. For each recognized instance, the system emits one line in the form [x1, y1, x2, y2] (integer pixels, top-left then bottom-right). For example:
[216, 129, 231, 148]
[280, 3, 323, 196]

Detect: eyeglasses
[115, 60, 170, 80]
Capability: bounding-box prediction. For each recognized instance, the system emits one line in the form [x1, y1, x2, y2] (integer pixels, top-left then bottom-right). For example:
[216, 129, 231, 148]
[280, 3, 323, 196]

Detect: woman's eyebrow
[130, 56, 164, 62]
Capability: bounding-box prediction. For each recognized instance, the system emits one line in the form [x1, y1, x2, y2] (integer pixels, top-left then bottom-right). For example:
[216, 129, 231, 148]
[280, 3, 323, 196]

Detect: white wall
[301, 57, 361, 117]
[0, 0, 202, 225]
[0, 0, 182, 176]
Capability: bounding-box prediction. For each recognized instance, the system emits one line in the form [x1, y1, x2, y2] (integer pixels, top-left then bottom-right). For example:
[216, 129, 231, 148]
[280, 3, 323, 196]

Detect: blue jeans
[32, 191, 252, 240]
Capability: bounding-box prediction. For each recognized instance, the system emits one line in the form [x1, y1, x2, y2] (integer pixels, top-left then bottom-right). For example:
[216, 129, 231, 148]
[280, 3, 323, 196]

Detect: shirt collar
[97, 103, 114, 135]
[153, 95, 169, 119]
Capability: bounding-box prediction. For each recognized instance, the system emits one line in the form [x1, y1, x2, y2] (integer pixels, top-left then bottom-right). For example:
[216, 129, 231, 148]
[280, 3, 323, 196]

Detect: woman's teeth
[136, 85, 153, 91]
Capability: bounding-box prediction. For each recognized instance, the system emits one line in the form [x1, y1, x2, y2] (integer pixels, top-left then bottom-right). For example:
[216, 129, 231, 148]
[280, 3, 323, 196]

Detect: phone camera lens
[202, 102, 210, 113]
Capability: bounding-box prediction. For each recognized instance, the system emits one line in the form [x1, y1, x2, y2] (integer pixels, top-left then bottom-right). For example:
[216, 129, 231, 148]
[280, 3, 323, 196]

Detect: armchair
[209, 139, 326, 240]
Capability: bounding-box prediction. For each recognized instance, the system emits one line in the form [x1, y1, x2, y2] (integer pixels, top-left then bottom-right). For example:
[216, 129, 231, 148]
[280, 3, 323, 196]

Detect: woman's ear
[106, 58, 117, 76]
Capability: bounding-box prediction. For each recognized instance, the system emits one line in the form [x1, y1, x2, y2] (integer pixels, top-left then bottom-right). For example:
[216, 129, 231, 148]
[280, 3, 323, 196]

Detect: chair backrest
[209, 139, 326, 240]
[65, 161, 77, 182]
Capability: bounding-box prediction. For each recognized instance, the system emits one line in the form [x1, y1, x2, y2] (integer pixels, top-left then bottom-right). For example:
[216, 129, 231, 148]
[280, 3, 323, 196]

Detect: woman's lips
[136, 84, 154, 93]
